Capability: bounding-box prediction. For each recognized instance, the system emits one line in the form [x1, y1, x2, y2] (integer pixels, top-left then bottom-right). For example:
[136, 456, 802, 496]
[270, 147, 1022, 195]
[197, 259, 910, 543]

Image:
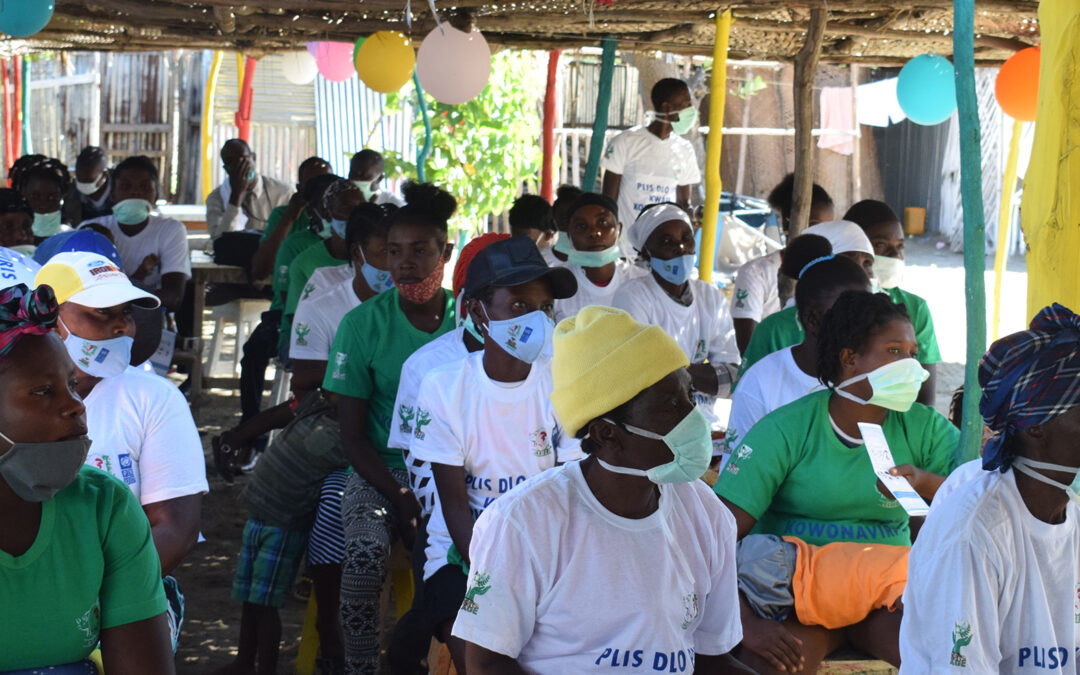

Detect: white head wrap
[803, 220, 874, 256]
[625, 203, 694, 256]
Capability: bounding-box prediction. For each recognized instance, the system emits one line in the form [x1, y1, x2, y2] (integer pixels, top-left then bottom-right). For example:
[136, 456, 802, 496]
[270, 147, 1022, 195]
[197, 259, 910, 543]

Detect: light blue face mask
[649, 253, 696, 285]
[32, 211, 62, 237]
[552, 234, 572, 255]
[113, 198, 153, 226]
[357, 248, 394, 294]
[60, 318, 133, 379]
[313, 216, 332, 240]
[481, 305, 554, 364]
[596, 406, 712, 484]
[455, 292, 485, 345]
[567, 243, 621, 268]
[352, 179, 378, 201]
[330, 217, 348, 239]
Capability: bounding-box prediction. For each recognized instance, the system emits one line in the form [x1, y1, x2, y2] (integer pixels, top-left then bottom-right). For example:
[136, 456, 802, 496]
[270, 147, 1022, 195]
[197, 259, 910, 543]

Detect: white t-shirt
[725, 346, 824, 452]
[297, 264, 355, 307]
[554, 261, 648, 322]
[601, 126, 702, 226]
[86, 215, 192, 292]
[900, 469, 1080, 674]
[927, 458, 985, 516]
[84, 366, 209, 505]
[410, 352, 582, 580]
[388, 329, 471, 519]
[452, 460, 742, 671]
[291, 277, 361, 361]
[730, 250, 782, 322]
[539, 246, 565, 268]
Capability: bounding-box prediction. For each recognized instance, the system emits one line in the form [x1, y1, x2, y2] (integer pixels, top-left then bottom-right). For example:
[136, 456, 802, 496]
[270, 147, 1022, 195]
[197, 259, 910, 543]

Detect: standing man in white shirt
[36, 251, 208, 650]
[205, 139, 293, 240]
[601, 78, 701, 226]
[454, 305, 751, 673]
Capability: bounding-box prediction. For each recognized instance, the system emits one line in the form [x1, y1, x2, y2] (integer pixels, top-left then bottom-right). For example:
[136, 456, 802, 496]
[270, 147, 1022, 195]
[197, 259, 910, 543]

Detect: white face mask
[75, 176, 105, 196]
[60, 317, 133, 378]
[352, 179, 378, 201]
[873, 255, 904, 290]
[1011, 457, 1080, 506]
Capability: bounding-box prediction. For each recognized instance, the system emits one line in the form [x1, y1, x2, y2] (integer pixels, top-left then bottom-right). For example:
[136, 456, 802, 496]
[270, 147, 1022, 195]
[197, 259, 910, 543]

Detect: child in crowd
[406, 236, 579, 670]
[0, 188, 35, 255]
[543, 184, 583, 266]
[845, 199, 942, 406]
[385, 232, 503, 672]
[553, 192, 647, 322]
[321, 182, 458, 673]
[726, 255, 869, 456]
[508, 194, 556, 247]
[79, 155, 190, 312]
[613, 202, 740, 425]
[731, 174, 834, 353]
[65, 146, 114, 226]
[10, 154, 72, 239]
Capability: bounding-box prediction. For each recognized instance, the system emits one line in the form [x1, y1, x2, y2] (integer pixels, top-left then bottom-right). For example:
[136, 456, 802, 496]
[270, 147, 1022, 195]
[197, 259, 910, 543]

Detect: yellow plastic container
[904, 207, 926, 235]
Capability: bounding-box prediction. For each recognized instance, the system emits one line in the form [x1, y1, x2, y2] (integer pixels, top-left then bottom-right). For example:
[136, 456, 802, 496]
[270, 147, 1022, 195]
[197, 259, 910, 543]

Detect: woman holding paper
[714, 291, 959, 672]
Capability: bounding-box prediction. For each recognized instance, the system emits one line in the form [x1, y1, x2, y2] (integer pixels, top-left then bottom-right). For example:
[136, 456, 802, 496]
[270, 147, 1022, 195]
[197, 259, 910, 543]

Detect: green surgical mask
[834, 358, 928, 412]
[32, 211, 62, 237]
[669, 106, 698, 136]
[596, 406, 712, 484]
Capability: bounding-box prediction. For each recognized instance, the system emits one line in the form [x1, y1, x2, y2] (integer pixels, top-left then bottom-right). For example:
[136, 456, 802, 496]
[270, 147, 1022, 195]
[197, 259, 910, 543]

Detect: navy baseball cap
[464, 235, 577, 300]
[34, 229, 124, 271]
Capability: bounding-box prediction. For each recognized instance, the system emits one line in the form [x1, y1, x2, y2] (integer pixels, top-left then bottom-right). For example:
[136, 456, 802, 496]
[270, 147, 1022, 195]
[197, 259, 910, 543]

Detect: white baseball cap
[34, 251, 160, 309]
[0, 246, 43, 291]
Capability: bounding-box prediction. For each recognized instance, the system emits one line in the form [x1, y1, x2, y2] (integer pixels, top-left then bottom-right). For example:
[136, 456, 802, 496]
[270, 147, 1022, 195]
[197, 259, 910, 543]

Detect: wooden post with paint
[541, 49, 560, 203]
[788, 9, 827, 237]
[698, 9, 732, 283]
[582, 36, 616, 192]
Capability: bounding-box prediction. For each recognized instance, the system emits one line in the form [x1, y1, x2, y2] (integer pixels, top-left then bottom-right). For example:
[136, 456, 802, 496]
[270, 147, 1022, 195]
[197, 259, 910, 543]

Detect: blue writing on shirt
[1018, 646, 1070, 669]
[464, 473, 528, 518]
[631, 181, 676, 214]
[117, 453, 137, 485]
[594, 647, 695, 671]
[782, 519, 904, 542]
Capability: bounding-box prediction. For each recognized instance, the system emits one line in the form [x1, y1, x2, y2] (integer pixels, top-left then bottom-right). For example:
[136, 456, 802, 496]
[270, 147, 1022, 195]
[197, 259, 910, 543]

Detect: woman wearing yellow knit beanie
[451, 305, 753, 673]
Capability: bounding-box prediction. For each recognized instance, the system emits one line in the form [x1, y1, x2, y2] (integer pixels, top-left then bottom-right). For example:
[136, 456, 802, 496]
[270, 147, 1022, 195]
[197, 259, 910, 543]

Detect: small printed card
[857, 422, 931, 517]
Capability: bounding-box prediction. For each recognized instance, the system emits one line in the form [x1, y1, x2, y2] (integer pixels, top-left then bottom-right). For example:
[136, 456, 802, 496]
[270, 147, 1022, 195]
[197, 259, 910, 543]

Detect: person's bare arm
[100, 613, 175, 675]
[694, 652, 759, 674]
[290, 358, 327, 399]
[467, 643, 530, 675]
[143, 494, 201, 575]
[677, 184, 692, 209]
[689, 363, 721, 397]
[157, 272, 186, 313]
[734, 318, 758, 356]
[338, 395, 421, 546]
[719, 497, 758, 540]
[602, 171, 621, 201]
[917, 363, 937, 407]
[432, 463, 474, 565]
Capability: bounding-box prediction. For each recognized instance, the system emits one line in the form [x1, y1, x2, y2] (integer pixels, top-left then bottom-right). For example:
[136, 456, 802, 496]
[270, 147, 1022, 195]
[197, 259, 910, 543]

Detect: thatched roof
[31, 0, 1038, 64]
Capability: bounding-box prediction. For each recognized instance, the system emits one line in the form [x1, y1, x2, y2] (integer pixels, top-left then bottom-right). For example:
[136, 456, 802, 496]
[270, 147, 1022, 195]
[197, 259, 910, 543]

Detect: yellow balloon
[354, 31, 415, 93]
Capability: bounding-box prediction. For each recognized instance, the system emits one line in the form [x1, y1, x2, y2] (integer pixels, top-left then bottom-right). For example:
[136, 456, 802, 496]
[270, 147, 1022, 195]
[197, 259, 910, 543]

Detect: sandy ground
[171, 236, 1023, 671]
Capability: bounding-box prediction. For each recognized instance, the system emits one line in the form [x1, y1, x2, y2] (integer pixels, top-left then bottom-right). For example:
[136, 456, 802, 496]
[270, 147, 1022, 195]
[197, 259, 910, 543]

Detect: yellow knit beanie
[550, 305, 689, 437]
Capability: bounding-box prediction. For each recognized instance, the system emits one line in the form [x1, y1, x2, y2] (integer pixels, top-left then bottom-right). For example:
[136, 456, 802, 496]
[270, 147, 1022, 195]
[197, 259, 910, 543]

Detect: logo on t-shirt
[294, 322, 310, 346]
[302, 282, 316, 300]
[531, 428, 552, 457]
[734, 288, 749, 309]
[399, 405, 415, 434]
[461, 571, 491, 615]
[951, 620, 972, 667]
[331, 352, 348, 379]
[681, 592, 699, 630]
[76, 602, 101, 648]
[118, 452, 136, 485]
[1074, 584, 1080, 623]
[692, 340, 707, 363]
[414, 408, 432, 440]
[726, 445, 753, 475]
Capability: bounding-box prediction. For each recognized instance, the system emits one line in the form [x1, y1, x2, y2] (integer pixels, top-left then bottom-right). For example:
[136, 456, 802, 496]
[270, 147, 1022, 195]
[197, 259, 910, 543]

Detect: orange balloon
[995, 46, 1040, 122]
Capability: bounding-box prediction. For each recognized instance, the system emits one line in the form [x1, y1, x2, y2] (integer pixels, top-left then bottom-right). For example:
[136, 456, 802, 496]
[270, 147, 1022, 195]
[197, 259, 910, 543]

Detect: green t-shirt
[322, 288, 456, 469]
[270, 227, 321, 313]
[0, 466, 167, 669]
[715, 390, 959, 546]
[285, 241, 346, 318]
[259, 205, 310, 243]
[737, 287, 942, 379]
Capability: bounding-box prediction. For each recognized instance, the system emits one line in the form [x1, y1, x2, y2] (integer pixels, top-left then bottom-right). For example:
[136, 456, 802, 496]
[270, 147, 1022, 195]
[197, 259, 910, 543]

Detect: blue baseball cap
[34, 229, 124, 271]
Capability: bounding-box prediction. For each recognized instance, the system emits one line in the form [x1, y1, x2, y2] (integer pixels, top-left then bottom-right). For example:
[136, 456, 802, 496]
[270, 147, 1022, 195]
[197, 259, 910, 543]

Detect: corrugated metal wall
[314, 74, 416, 180]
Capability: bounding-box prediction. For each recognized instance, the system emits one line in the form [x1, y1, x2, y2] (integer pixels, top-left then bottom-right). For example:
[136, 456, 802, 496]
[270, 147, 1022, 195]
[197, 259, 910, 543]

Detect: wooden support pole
[541, 50, 560, 203]
[12, 56, 22, 161]
[953, 0, 988, 467]
[850, 64, 861, 204]
[789, 9, 827, 237]
[20, 58, 31, 155]
[991, 119, 1023, 340]
[234, 56, 256, 142]
[201, 50, 224, 204]
[698, 10, 732, 283]
[1, 60, 12, 178]
[582, 37, 616, 192]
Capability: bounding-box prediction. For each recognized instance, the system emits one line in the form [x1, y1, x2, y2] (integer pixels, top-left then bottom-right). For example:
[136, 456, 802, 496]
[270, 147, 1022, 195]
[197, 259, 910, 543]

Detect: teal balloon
[0, 0, 55, 38]
[897, 54, 957, 126]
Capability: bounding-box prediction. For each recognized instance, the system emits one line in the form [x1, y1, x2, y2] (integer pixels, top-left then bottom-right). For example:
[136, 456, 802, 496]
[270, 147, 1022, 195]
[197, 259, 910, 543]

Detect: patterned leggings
[339, 468, 409, 674]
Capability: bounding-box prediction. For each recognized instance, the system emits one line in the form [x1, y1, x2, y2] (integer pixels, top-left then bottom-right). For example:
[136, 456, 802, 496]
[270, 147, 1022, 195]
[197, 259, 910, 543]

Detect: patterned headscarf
[321, 178, 360, 220]
[0, 283, 58, 358]
[978, 303, 1080, 471]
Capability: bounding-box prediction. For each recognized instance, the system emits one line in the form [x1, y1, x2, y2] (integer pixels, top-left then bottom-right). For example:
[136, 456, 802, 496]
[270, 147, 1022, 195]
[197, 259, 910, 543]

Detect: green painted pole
[582, 36, 616, 192]
[413, 71, 432, 183]
[20, 58, 30, 155]
[953, 0, 987, 468]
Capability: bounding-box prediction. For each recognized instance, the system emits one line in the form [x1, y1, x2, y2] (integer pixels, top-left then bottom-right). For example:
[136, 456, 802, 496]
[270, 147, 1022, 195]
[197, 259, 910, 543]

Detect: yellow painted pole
[201, 50, 224, 204]
[698, 10, 732, 283]
[236, 53, 244, 100]
[991, 118, 1023, 340]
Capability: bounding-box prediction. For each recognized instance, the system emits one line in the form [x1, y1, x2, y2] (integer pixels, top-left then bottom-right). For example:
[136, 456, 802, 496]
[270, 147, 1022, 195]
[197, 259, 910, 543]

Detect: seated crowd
[2, 75, 1078, 675]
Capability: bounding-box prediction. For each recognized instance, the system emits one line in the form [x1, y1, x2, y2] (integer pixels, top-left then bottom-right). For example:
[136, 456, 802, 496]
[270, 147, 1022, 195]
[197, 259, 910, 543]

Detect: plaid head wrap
[978, 303, 1080, 471]
[0, 283, 59, 358]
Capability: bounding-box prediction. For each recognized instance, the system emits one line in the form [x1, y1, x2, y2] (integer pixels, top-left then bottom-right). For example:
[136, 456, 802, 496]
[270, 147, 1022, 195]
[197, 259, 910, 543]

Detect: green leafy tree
[382, 51, 542, 236]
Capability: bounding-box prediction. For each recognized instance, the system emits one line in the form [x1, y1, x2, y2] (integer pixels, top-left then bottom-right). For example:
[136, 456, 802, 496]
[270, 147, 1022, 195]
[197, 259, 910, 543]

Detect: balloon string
[413, 70, 432, 182]
[426, 0, 444, 34]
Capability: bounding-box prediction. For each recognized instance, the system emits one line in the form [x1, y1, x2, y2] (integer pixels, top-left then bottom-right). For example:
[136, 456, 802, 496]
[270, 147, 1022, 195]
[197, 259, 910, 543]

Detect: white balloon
[416, 25, 492, 104]
[281, 50, 319, 85]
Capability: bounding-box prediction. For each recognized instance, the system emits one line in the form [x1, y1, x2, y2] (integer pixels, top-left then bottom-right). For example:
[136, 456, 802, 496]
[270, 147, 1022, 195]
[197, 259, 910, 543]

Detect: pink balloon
[417, 25, 491, 104]
[315, 42, 355, 82]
